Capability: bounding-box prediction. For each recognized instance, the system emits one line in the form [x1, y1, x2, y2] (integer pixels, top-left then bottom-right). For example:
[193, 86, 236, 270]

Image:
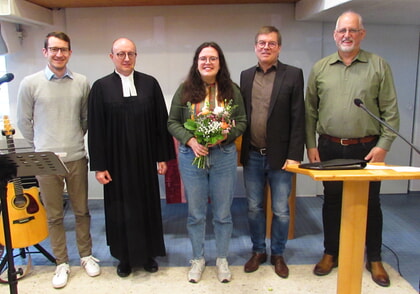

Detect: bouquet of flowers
[184, 99, 237, 169]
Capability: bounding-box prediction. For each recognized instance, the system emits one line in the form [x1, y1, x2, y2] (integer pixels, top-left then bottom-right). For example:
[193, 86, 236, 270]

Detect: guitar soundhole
[25, 193, 40, 214]
[13, 195, 28, 209]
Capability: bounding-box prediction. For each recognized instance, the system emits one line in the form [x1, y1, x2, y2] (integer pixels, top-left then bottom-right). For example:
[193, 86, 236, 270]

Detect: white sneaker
[188, 258, 205, 283]
[216, 257, 232, 283]
[52, 263, 70, 289]
[81, 255, 101, 277]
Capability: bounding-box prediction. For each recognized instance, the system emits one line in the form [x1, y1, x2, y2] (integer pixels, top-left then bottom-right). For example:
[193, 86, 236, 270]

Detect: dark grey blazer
[239, 60, 305, 170]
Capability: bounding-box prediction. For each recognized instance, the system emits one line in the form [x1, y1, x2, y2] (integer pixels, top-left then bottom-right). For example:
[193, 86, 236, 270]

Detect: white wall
[1, 3, 419, 198]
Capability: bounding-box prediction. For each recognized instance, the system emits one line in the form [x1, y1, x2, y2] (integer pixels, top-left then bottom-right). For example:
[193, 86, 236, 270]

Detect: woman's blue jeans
[178, 143, 237, 259]
[243, 150, 292, 256]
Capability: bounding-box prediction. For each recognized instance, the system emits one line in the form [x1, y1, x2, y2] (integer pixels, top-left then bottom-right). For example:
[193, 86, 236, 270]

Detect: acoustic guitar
[0, 115, 48, 248]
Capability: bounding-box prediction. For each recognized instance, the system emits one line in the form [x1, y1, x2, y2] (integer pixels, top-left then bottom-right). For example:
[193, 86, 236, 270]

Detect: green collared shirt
[305, 49, 399, 151]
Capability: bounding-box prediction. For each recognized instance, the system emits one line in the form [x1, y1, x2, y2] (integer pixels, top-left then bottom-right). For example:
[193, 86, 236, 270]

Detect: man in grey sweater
[17, 31, 100, 289]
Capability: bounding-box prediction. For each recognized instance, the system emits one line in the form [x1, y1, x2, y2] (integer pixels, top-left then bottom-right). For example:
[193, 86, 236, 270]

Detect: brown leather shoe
[244, 252, 267, 273]
[271, 255, 289, 278]
[313, 254, 338, 276]
[366, 261, 390, 287]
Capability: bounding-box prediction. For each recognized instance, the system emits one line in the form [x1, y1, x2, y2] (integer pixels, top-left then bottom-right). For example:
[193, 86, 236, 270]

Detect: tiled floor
[3, 194, 420, 292]
[14, 263, 417, 294]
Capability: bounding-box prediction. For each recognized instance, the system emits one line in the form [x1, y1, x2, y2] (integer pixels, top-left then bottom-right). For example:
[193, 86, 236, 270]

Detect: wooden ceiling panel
[25, 0, 299, 9]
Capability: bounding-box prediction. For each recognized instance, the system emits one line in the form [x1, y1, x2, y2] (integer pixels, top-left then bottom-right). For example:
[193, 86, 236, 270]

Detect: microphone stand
[0, 155, 19, 294]
[354, 98, 420, 155]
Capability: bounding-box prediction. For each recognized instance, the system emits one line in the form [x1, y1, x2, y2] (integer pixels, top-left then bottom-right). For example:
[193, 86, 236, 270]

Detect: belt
[250, 145, 267, 155]
[321, 134, 378, 146]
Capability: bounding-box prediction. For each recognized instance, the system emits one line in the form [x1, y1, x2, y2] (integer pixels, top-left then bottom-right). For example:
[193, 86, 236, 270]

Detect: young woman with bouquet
[168, 42, 246, 283]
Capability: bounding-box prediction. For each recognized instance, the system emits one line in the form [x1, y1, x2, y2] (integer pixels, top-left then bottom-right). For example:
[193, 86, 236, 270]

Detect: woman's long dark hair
[181, 42, 234, 104]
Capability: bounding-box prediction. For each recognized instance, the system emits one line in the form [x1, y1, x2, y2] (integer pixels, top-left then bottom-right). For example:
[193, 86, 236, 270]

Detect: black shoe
[117, 262, 131, 277]
[144, 257, 158, 273]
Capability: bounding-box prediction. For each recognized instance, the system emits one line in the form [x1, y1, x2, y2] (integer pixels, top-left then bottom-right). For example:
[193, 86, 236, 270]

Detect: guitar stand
[30, 244, 56, 263]
[0, 245, 56, 286]
[0, 243, 57, 273]
[0, 152, 68, 294]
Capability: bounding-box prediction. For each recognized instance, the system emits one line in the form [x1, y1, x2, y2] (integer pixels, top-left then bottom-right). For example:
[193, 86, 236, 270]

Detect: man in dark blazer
[240, 26, 305, 279]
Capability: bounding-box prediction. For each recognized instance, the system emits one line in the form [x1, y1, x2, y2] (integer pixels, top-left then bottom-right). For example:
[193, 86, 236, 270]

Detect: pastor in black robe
[88, 71, 175, 266]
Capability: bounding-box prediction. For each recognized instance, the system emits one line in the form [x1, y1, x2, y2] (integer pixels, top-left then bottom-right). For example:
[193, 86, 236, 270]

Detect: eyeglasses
[335, 28, 363, 35]
[198, 56, 219, 63]
[256, 41, 278, 49]
[114, 52, 137, 60]
[48, 47, 70, 54]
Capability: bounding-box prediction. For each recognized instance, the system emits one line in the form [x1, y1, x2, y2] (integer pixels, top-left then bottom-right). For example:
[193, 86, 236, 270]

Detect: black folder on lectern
[299, 159, 367, 170]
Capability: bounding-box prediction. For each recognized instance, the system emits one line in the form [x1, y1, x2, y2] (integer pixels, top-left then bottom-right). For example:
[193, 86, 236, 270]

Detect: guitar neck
[6, 134, 16, 154]
[11, 178, 24, 196]
[4, 124, 24, 194]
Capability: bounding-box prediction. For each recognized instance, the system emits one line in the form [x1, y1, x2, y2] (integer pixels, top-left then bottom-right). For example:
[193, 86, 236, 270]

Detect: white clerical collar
[115, 70, 137, 97]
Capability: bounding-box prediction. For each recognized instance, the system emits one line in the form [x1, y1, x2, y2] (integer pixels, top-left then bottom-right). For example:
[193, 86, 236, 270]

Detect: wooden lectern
[286, 163, 420, 294]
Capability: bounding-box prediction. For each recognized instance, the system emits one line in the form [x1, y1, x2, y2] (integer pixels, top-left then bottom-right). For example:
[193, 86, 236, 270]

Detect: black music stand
[0, 151, 68, 294]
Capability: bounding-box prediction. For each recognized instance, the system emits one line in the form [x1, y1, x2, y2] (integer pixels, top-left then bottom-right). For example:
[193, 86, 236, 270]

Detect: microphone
[0, 73, 14, 85]
[354, 98, 420, 155]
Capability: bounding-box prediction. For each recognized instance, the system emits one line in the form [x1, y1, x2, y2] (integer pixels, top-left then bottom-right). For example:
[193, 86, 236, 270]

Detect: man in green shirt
[305, 11, 399, 287]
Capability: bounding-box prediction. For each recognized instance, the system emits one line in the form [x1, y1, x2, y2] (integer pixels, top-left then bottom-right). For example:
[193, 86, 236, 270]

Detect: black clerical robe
[88, 71, 175, 265]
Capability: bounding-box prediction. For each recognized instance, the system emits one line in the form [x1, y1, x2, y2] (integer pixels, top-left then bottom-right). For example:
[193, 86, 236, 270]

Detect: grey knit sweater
[17, 68, 90, 163]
